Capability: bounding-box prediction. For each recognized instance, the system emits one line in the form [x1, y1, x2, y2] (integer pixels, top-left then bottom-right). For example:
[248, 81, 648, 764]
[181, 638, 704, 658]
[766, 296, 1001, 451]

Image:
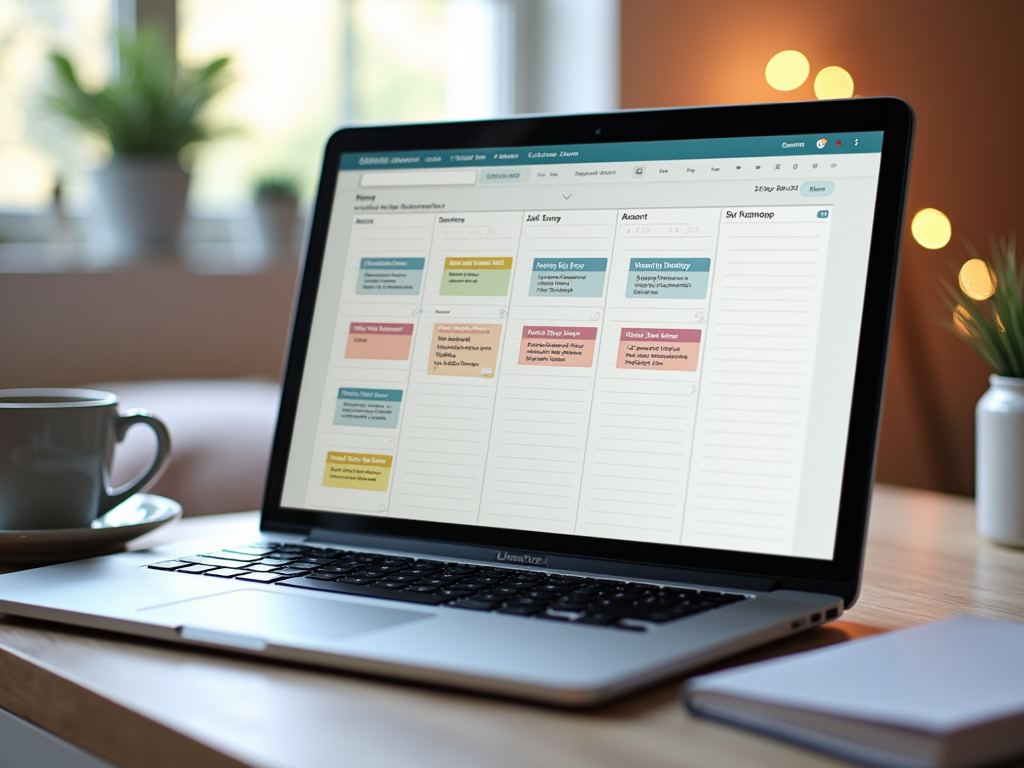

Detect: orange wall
[621, 0, 1024, 496]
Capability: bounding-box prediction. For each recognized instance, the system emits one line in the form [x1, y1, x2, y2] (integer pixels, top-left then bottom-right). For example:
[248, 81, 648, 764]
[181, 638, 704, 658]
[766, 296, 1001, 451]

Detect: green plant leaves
[45, 28, 232, 158]
[940, 235, 1024, 378]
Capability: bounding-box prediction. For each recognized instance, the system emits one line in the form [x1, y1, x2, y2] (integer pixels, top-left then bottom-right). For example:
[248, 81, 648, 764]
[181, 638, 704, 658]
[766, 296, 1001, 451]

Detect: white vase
[88, 157, 190, 263]
[976, 375, 1024, 546]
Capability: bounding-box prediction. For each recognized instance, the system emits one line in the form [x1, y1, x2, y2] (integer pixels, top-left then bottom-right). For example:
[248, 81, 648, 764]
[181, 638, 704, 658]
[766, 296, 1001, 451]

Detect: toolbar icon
[816, 138, 828, 149]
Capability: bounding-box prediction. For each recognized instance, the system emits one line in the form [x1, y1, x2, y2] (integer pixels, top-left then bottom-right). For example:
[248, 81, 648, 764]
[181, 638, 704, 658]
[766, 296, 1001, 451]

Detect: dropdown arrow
[562, 194, 572, 200]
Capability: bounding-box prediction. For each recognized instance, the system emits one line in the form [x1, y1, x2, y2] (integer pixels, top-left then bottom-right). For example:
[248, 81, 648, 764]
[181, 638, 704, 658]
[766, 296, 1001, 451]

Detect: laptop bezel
[260, 97, 914, 605]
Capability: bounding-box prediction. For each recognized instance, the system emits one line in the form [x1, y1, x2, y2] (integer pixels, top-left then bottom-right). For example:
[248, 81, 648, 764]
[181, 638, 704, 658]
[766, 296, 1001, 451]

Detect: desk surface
[1, 484, 1022, 768]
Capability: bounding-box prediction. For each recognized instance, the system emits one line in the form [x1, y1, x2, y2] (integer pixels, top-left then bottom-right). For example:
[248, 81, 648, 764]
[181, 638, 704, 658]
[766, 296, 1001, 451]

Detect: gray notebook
[683, 614, 1024, 768]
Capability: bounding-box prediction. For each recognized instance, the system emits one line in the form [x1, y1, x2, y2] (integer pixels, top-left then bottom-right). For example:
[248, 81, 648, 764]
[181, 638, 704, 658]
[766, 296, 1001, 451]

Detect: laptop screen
[280, 132, 884, 562]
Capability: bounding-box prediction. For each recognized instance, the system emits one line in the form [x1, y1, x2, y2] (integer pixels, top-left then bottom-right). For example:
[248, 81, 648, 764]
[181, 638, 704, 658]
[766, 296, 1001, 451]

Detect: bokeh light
[765, 51, 810, 91]
[813, 66, 855, 99]
[911, 208, 952, 249]
[959, 258, 997, 301]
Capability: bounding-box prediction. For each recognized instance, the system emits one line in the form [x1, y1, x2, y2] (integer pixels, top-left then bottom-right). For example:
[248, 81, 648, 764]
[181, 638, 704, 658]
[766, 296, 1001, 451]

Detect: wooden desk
[1, 484, 1022, 768]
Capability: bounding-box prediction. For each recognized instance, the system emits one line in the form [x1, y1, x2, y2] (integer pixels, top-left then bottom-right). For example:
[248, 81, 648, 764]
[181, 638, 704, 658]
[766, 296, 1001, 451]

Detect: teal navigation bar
[341, 132, 883, 171]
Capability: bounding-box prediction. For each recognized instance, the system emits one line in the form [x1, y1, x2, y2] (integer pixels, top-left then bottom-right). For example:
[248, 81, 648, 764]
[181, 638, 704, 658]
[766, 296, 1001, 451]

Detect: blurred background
[0, 0, 1019, 512]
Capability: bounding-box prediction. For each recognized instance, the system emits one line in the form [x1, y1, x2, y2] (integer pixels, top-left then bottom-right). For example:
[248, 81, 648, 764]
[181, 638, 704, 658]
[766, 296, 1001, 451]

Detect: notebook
[684, 614, 1024, 768]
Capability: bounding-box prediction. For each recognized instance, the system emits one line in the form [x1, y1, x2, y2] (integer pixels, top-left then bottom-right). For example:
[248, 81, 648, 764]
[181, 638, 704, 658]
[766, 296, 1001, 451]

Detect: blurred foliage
[252, 174, 302, 201]
[941, 236, 1024, 378]
[46, 28, 232, 159]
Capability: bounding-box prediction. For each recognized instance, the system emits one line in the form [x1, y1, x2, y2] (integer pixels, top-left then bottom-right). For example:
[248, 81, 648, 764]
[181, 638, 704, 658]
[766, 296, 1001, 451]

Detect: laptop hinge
[306, 527, 781, 593]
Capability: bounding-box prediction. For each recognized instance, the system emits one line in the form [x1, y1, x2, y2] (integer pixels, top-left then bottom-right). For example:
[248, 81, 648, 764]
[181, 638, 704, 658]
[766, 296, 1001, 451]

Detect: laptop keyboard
[148, 542, 747, 632]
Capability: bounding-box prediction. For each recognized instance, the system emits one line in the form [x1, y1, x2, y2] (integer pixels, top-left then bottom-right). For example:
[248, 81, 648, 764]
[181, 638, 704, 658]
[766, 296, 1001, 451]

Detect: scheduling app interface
[281, 133, 884, 560]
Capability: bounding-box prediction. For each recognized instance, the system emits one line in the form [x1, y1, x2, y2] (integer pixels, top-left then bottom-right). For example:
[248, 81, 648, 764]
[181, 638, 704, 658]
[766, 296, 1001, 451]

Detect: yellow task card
[322, 451, 393, 491]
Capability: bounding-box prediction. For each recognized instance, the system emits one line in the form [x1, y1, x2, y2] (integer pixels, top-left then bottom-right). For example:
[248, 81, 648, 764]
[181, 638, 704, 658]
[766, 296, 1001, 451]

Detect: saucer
[0, 494, 182, 564]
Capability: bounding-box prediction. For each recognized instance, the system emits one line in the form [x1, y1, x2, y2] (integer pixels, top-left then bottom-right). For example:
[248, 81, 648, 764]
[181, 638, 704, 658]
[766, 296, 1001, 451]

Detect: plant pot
[254, 196, 302, 261]
[976, 375, 1024, 546]
[89, 157, 190, 262]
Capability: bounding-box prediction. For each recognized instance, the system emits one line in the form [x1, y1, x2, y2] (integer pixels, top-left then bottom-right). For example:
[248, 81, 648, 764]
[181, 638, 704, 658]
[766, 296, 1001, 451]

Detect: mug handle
[100, 409, 172, 515]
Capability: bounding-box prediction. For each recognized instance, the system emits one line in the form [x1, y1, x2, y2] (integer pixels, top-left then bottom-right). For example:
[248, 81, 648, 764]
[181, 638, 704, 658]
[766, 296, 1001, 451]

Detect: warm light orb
[911, 208, 952, 249]
[959, 259, 997, 301]
[953, 305, 972, 336]
[813, 66, 855, 99]
[765, 50, 810, 91]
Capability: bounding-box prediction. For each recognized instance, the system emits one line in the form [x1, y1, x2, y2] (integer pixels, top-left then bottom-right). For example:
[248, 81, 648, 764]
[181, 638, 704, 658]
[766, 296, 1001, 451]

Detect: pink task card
[617, 327, 700, 371]
[345, 322, 414, 360]
[518, 326, 598, 367]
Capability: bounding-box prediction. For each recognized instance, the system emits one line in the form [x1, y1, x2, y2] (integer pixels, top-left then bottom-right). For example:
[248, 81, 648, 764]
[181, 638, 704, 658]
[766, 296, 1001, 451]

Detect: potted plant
[46, 29, 231, 260]
[942, 236, 1024, 546]
[252, 174, 303, 261]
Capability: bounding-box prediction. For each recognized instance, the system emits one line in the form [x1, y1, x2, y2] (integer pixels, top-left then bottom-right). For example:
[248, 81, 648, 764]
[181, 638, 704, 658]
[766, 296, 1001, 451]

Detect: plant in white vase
[46, 29, 231, 261]
[941, 236, 1024, 545]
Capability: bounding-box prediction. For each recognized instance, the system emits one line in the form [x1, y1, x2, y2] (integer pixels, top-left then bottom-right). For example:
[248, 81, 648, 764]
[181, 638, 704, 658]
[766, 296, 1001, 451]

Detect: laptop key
[573, 613, 620, 626]
[148, 560, 189, 570]
[236, 572, 291, 584]
[385, 574, 421, 583]
[277, 577, 449, 605]
[204, 551, 261, 562]
[548, 602, 588, 613]
[176, 564, 217, 574]
[437, 589, 472, 599]
[448, 599, 499, 611]
[272, 568, 311, 577]
[181, 556, 250, 569]
[246, 564, 279, 572]
[496, 605, 543, 616]
[204, 568, 248, 578]
[419, 577, 460, 587]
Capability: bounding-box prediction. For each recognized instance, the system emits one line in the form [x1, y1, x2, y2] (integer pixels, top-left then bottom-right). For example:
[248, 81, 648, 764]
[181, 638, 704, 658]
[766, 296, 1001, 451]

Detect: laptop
[0, 97, 914, 706]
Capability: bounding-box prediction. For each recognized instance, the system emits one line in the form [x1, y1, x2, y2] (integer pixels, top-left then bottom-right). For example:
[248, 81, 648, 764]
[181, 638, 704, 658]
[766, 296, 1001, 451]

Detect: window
[0, 0, 112, 210]
[0, 0, 618, 247]
[179, 0, 510, 212]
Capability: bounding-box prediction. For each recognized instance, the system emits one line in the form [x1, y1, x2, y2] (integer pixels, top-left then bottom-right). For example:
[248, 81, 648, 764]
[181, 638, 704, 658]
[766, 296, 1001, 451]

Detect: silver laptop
[0, 98, 914, 706]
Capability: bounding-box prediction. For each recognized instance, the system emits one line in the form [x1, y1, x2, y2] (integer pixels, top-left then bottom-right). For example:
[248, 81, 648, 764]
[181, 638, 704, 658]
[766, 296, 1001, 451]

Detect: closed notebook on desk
[683, 614, 1024, 768]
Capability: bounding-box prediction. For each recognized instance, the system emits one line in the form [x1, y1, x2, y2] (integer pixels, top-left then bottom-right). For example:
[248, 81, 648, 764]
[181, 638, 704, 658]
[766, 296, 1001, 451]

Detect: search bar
[361, 170, 477, 187]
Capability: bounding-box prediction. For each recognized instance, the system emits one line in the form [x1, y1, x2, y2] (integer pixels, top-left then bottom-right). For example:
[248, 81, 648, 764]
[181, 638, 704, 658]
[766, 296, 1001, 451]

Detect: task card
[345, 322, 414, 360]
[617, 327, 701, 371]
[333, 388, 403, 428]
[519, 326, 598, 367]
[355, 257, 425, 296]
[322, 451, 393, 491]
[440, 257, 513, 296]
[529, 258, 608, 297]
[429, 323, 502, 377]
[626, 257, 711, 299]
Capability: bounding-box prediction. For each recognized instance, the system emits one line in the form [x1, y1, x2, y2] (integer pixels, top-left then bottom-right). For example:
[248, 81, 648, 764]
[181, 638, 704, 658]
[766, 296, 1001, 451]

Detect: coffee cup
[0, 388, 171, 530]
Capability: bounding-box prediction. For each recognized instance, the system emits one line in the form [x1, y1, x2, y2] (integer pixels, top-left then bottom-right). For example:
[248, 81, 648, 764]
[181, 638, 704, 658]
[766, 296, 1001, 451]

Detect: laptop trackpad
[140, 589, 431, 647]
